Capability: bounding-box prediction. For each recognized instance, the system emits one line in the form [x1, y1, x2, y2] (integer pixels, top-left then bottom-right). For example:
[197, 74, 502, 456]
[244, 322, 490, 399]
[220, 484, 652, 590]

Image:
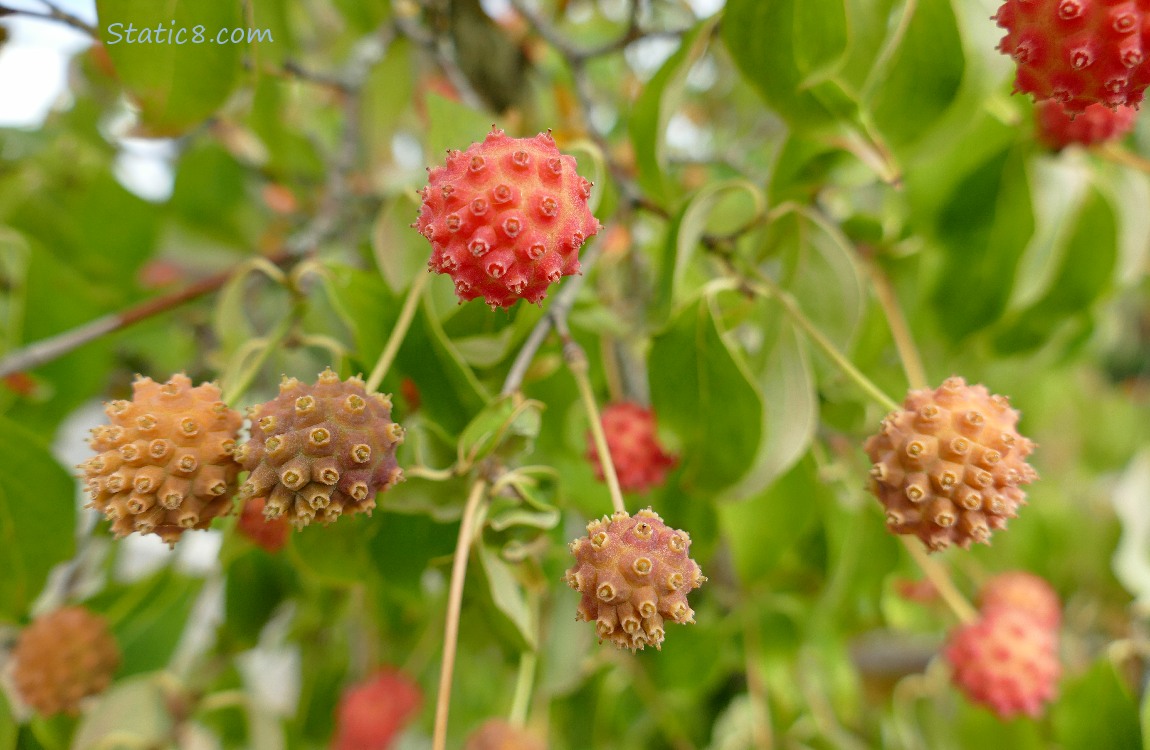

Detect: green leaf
[367, 511, 459, 595]
[629, 21, 714, 203]
[73, 675, 173, 750]
[931, 145, 1033, 341]
[718, 457, 822, 582]
[289, 514, 378, 586]
[726, 320, 817, 500]
[222, 549, 295, 648]
[0, 415, 75, 621]
[371, 193, 429, 295]
[649, 294, 762, 494]
[87, 568, 204, 677]
[651, 179, 765, 323]
[475, 542, 535, 650]
[722, 0, 851, 129]
[1054, 656, 1141, 750]
[993, 185, 1117, 353]
[0, 691, 14, 750]
[866, 0, 964, 147]
[425, 93, 494, 160]
[457, 395, 542, 467]
[361, 38, 415, 178]
[95, 0, 244, 135]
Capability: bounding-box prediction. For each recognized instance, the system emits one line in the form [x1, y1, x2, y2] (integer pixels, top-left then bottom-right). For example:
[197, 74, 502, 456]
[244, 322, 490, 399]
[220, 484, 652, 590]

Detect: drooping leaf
[95, 0, 245, 135]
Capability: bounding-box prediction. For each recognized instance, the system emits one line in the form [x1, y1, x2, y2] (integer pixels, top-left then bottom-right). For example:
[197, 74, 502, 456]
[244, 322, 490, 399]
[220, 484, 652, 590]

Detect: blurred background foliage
[1, 0, 1150, 748]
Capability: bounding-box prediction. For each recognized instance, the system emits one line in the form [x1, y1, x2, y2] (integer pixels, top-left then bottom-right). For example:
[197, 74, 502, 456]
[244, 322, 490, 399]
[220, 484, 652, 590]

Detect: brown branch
[0, 0, 98, 38]
[0, 251, 293, 379]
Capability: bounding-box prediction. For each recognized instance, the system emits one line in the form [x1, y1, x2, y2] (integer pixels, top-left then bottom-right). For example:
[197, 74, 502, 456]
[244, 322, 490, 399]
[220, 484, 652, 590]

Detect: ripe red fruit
[945, 607, 1060, 719]
[1035, 100, 1138, 148]
[236, 497, 290, 552]
[332, 669, 421, 750]
[979, 571, 1062, 629]
[566, 508, 706, 651]
[994, 0, 1150, 113]
[414, 127, 601, 309]
[863, 377, 1038, 552]
[587, 403, 677, 493]
[11, 606, 121, 716]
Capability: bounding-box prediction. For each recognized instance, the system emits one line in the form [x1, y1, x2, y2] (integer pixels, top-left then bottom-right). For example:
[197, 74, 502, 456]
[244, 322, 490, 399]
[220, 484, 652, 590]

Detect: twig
[865, 261, 928, 390]
[508, 0, 688, 62]
[560, 322, 626, 516]
[432, 478, 489, 750]
[365, 272, 430, 393]
[508, 650, 537, 727]
[0, 251, 293, 379]
[901, 538, 977, 623]
[0, 0, 98, 37]
[746, 271, 900, 412]
[500, 241, 603, 396]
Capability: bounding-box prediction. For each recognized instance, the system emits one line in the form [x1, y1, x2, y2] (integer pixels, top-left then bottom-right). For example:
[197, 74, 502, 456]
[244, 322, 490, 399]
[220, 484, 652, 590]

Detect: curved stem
[561, 328, 626, 515]
[365, 272, 429, 393]
[508, 650, 537, 728]
[901, 538, 977, 623]
[866, 263, 928, 391]
[748, 272, 900, 412]
[221, 310, 298, 407]
[432, 478, 489, 750]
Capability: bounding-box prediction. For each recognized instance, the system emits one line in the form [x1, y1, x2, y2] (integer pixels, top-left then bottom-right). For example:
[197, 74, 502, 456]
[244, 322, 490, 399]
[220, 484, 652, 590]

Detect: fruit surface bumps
[994, 0, 1150, 113]
[237, 368, 404, 528]
[565, 508, 705, 651]
[864, 377, 1038, 551]
[465, 719, 547, 750]
[332, 669, 421, 750]
[11, 606, 120, 716]
[586, 402, 678, 493]
[944, 607, 1060, 719]
[236, 496, 290, 552]
[1036, 100, 1138, 148]
[415, 126, 601, 308]
[81, 374, 242, 546]
[979, 570, 1062, 629]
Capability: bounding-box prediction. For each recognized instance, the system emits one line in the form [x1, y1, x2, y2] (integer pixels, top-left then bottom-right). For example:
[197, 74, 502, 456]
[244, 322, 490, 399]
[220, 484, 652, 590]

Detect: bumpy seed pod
[864, 377, 1038, 552]
[11, 606, 120, 716]
[979, 571, 1062, 629]
[565, 508, 705, 652]
[415, 126, 601, 308]
[81, 374, 242, 547]
[466, 719, 547, 750]
[586, 402, 678, 493]
[945, 607, 1060, 719]
[237, 368, 404, 528]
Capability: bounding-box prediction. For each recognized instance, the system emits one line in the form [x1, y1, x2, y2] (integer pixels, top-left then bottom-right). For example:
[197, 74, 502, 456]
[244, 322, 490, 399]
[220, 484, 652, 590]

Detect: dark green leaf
[1054, 656, 1141, 750]
[649, 294, 761, 494]
[0, 415, 75, 621]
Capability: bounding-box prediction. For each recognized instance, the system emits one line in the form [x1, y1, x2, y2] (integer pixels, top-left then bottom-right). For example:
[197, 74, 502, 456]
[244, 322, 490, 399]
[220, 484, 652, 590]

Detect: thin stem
[1098, 142, 1150, 173]
[501, 241, 603, 396]
[508, 650, 537, 728]
[866, 263, 928, 390]
[432, 478, 489, 750]
[0, 252, 292, 379]
[198, 689, 249, 713]
[901, 538, 977, 624]
[561, 328, 626, 516]
[365, 272, 429, 393]
[220, 310, 298, 406]
[748, 272, 900, 412]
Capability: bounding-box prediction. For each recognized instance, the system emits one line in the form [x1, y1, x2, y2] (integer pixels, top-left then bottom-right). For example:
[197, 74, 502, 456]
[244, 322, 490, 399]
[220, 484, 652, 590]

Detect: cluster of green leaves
[2, 0, 1150, 748]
